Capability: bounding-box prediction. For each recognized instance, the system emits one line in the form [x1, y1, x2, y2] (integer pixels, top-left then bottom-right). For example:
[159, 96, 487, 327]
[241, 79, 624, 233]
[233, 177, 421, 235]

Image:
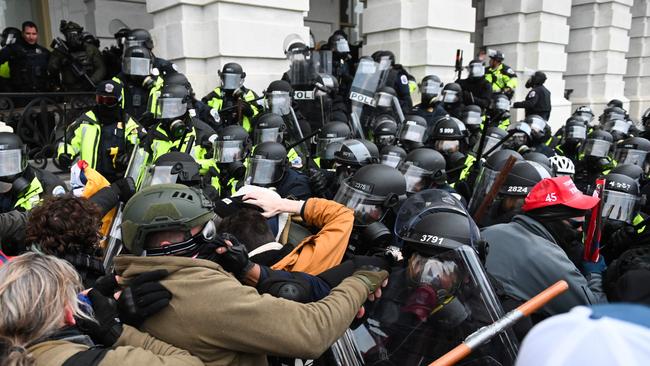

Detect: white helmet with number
[549, 155, 575, 176]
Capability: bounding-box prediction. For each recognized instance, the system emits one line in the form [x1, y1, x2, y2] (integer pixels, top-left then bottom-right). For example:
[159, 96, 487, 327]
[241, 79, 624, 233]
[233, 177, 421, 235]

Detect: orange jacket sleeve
[271, 198, 353, 275]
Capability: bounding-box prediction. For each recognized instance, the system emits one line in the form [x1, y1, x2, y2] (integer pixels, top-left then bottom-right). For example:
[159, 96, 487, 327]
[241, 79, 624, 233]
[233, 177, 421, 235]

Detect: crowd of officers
[0, 20, 649, 366]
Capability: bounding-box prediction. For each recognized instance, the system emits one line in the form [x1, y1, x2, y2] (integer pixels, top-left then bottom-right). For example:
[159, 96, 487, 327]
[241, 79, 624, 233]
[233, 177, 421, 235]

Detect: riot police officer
[369, 114, 399, 151]
[210, 124, 251, 197]
[456, 59, 493, 110]
[513, 71, 551, 121]
[613, 136, 650, 174]
[0, 21, 50, 93]
[439, 83, 464, 119]
[485, 50, 517, 98]
[0, 27, 21, 92]
[327, 31, 354, 99]
[57, 80, 140, 182]
[245, 141, 311, 200]
[371, 50, 413, 111]
[399, 148, 448, 195]
[574, 130, 615, 194]
[379, 145, 407, 169]
[48, 20, 105, 91]
[0, 132, 65, 215]
[397, 114, 428, 152]
[411, 75, 447, 128]
[124, 28, 178, 76]
[101, 27, 130, 79]
[333, 138, 380, 187]
[112, 45, 158, 121]
[202, 63, 260, 132]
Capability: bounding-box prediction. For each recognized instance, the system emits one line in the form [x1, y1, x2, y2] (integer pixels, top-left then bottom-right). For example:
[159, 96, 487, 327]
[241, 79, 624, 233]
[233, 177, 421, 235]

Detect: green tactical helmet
[121, 183, 215, 256]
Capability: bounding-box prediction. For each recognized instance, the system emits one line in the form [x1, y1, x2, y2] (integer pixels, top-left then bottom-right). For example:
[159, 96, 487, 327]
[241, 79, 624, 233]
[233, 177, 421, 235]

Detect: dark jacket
[456, 77, 493, 110]
[0, 38, 50, 92]
[482, 214, 606, 318]
[513, 84, 551, 120]
[48, 42, 106, 91]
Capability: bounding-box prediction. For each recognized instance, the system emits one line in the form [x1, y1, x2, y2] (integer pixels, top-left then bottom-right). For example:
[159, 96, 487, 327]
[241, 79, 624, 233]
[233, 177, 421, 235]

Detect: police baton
[429, 280, 569, 366]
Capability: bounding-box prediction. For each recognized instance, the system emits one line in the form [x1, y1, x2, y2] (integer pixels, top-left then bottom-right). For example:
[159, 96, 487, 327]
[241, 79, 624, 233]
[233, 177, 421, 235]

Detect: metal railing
[0, 92, 95, 170]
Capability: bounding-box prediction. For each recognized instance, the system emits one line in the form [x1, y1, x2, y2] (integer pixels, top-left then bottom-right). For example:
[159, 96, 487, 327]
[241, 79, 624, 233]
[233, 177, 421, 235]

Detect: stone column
[625, 0, 650, 120]
[146, 0, 310, 98]
[362, 0, 476, 84]
[483, 0, 572, 130]
[565, 0, 632, 118]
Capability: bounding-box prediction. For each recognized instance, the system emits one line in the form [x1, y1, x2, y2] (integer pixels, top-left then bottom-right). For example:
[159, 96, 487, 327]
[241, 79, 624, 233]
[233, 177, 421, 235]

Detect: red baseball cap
[522, 176, 599, 212]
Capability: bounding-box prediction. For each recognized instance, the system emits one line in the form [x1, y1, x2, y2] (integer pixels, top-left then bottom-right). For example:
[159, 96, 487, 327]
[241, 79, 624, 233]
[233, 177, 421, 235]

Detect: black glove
[309, 169, 328, 197]
[115, 151, 130, 172]
[241, 102, 254, 118]
[117, 269, 172, 327]
[76, 289, 123, 346]
[198, 232, 254, 280]
[609, 223, 636, 253]
[58, 153, 73, 169]
[93, 273, 119, 297]
[110, 177, 136, 203]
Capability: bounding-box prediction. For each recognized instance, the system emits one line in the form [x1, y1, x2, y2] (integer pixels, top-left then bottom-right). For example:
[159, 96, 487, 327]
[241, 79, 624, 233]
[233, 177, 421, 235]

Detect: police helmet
[122, 45, 152, 76]
[474, 126, 508, 157]
[500, 161, 551, 196]
[0, 132, 28, 192]
[245, 142, 287, 187]
[523, 152, 551, 171]
[601, 173, 641, 224]
[642, 107, 650, 127]
[380, 145, 407, 169]
[581, 130, 614, 159]
[125, 28, 154, 50]
[155, 83, 190, 121]
[328, 33, 350, 54]
[400, 148, 447, 194]
[467, 59, 485, 78]
[613, 137, 650, 174]
[420, 75, 443, 104]
[141, 151, 201, 188]
[214, 125, 250, 164]
[334, 139, 380, 167]
[371, 50, 395, 66]
[462, 105, 483, 130]
[314, 73, 339, 97]
[490, 50, 505, 61]
[316, 121, 351, 160]
[371, 114, 398, 149]
[611, 164, 645, 183]
[374, 86, 397, 109]
[219, 63, 245, 91]
[252, 112, 286, 145]
[398, 115, 428, 152]
[607, 99, 624, 109]
[120, 184, 216, 257]
[563, 117, 588, 144]
[441, 83, 462, 104]
[430, 115, 466, 154]
[334, 164, 406, 226]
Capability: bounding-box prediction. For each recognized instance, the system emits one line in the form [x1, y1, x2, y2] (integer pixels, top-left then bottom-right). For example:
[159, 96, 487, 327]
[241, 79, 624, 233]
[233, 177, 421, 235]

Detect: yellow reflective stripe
[0, 61, 9, 78]
[14, 178, 43, 210]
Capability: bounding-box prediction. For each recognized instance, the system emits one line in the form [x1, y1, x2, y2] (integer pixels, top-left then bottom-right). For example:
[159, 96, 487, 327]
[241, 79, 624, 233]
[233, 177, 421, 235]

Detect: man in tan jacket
[114, 183, 388, 366]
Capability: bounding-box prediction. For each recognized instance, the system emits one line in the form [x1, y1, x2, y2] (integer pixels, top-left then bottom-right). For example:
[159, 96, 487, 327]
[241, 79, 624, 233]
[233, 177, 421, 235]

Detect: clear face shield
[335, 38, 350, 53]
[140, 165, 180, 188]
[614, 148, 650, 173]
[601, 190, 639, 224]
[245, 157, 284, 186]
[463, 110, 482, 127]
[266, 91, 291, 116]
[399, 122, 427, 144]
[213, 140, 245, 163]
[122, 56, 151, 76]
[154, 97, 187, 120]
[495, 96, 510, 111]
[468, 166, 499, 215]
[374, 92, 394, 109]
[0, 148, 26, 177]
[420, 80, 442, 98]
[400, 163, 435, 194]
[608, 119, 631, 136]
[581, 139, 612, 158]
[434, 140, 460, 154]
[441, 90, 460, 104]
[220, 73, 243, 91]
[565, 125, 587, 142]
[253, 127, 283, 145]
[605, 111, 626, 124]
[381, 153, 404, 169]
[316, 137, 345, 159]
[473, 135, 502, 157]
[528, 116, 547, 137]
[468, 63, 485, 78]
[333, 182, 387, 226]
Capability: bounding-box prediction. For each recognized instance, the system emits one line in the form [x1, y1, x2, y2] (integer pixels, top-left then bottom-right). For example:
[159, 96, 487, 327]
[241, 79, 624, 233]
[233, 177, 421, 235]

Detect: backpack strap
[62, 347, 109, 366]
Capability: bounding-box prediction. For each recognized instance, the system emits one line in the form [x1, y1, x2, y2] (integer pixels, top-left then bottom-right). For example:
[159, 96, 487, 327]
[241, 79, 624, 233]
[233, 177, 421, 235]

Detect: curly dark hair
[25, 194, 102, 256]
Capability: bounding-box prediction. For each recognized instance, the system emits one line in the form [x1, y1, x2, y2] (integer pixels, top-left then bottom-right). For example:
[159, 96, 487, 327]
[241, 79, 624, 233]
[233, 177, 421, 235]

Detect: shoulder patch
[506, 68, 513, 74]
[528, 90, 536, 98]
[400, 75, 409, 85]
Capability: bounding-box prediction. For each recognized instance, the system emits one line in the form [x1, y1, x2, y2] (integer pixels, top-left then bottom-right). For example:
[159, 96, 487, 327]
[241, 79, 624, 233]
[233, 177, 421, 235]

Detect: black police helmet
[320, 121, 351, 139]
[123, 45, 152, 60]
[164, 73, 191, 89]
[127, 28, 154, 49]
[608, 99, 624, 109]
[603, 173, 640, 195]
[617, 136, 650, 152]
[485, 126, 508, 140]
[404, 148, 446, 181]
[523, 151, 551, 170]
[485, 149, 523, 170]
[430, 115, 466, 140]
[589, 129, 614, 142]
[222, 62, 244, 75]
[0, 132, 25, 151]
[348, 164, 406, 199]
[251, 141, 287, 161]
[443, 82, 462, 93]
[160, 83, 191, 102]
[335, 139, 380, 166]
[254, 112, 286, 130]
[490, 50, 505, 61]
[611, 164, 645, 182]
[500, 160, 551, 196]
[266, 80, 292, 94]
[381, 145, 407, 159]
[218, 124, 249, 142]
